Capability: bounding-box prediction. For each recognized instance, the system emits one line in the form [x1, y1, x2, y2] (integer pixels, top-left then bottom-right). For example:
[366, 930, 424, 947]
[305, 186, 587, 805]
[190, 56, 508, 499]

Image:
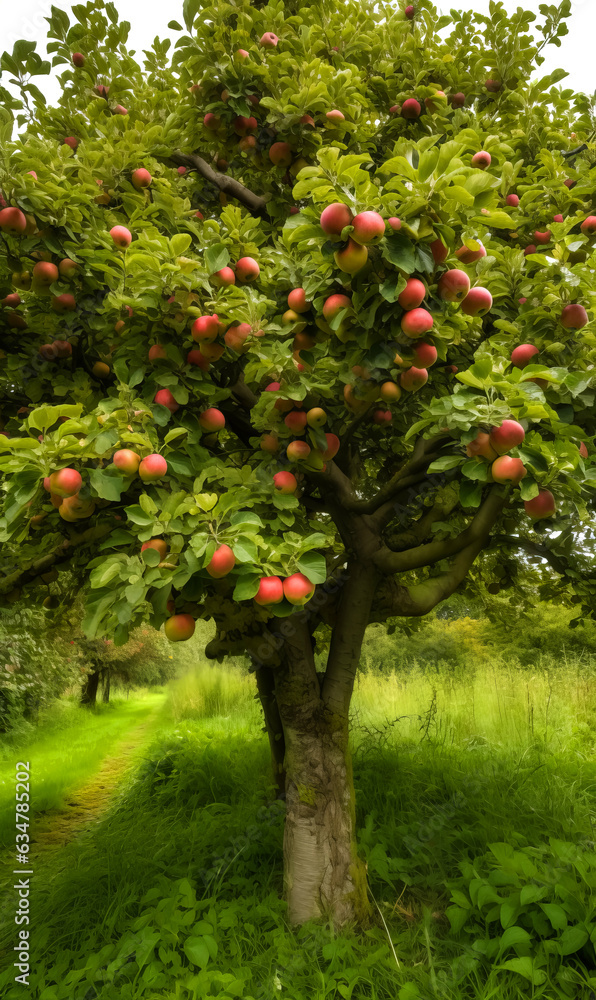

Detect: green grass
[0, 660, 595, 999]
[0, 687, 167, 847]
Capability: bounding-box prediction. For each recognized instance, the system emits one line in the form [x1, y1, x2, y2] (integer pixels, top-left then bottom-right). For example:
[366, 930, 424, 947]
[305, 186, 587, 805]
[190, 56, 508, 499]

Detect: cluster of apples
[466, 420, 556, 519]
[201, 541, 316, 607]
[42, 468, 95, 522]
[320, 203, 392, 274]
[260, 390, 341, 472]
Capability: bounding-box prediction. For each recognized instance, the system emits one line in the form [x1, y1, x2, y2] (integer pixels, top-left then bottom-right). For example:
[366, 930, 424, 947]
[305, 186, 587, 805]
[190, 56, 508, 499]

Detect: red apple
[373, 409, 392, 424]
[402, 98, 421, 119]
[49, 468, 82, 497]
[320, 202, 353, 235]
[288, 288, 311, 313]
[524, 244, 537, 257]
[39, 344, 57, 360]
[260, 433, 279, 453]
[466, 432, 497, 461]
[485, 79, 502, 93]
[471, 151, 491, 169]
[398, 277, 426, 309]
[379, 381, 401, 403]
[269, 142, 292, 167]
[148, 344, 167, 361]
[155, 388, 179, 413]
[186, 349, 210, 370]
[334, 239, 367, 273]
[113, 105, 128, 116]
[199, 408, 225, 432]
[534, 230, 551, 244]
[580, 216, 596, 236]
[492, 455, 526, 484]
[139, 454, 167, 482]
[412, 341, 437, 367]
[560, 304, 588, 330]
[405, 4, 414, 17]
[203, 113, 221, 131]
[0, 207, 27, 236]
[192, 314, 219, 343]
[235, 256, 260, 283]
[1, 292, 21, 307]
[284, 411, 308, 434]
[63, 137, 79, 150]
[524, 488, 555, 520]
[387, 217, 402, 230]
[322, 293, 351, 320]
[110, 225, 132, 248]
[224, 322, 251, 351]
[287, 440, 311, 461]
[283, 573, 315, 605]
[325, 109, 345, 124]
[511, 344, 539, 368]
[579, 442, 588, 459]
[235, 48, 249, 60]
[350, 211, 385, 245]
[273, 471, 298, 494]
[72, 52, 85, 67]
[401, 307, 433, 338]
[32, 261, 59, 286]
[59, 494, 95, 521]
[210, 267, 235, 288]
[455, 242, 486, 264]
[206, 543, 235, 578]
[430, 237, 449, 265]
[400, 366, 428, 391]
[506, 194, 519, 207]
[300, 114, 315, 127]
[449, 92, 466, 108]
[254, 577, 284, 606]
[438, 269, 470, 302]
[489, 419, 525, 455]
[260, 32, 279, 47]
[322, 433, 340, 460]
[553, 213, 564, 224]
[58, 258, 79, 279]
[141, 539, 168, 559]
[460, 287, 493, 316]
[132, 168, 152, 189]
[164, 614, 195, 641]
[113, 449, 140, 475]
[233, 115, 258, 136]
[51, 293, 76, 312]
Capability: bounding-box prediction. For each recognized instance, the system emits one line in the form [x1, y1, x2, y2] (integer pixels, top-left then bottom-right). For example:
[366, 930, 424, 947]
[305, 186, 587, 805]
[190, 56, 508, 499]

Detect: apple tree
[1, 0, 595, 924]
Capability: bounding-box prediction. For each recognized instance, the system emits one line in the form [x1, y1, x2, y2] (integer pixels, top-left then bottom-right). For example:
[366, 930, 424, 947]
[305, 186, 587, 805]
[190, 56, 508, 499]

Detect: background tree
[0, 0, 595, 924]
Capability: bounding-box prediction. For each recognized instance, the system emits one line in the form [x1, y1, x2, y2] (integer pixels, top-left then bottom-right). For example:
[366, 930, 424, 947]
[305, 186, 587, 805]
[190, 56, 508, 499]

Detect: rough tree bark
[102, 667, 110, 703]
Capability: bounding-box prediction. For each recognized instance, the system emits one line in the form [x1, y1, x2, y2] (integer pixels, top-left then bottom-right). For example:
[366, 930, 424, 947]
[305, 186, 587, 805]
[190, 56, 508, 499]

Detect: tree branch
[371, 487, 506, 617]
[170, 151, 268, 217]
[383, 485, 460, 551]
[490, 534, 569, 577]
[0, 523, 113, 596]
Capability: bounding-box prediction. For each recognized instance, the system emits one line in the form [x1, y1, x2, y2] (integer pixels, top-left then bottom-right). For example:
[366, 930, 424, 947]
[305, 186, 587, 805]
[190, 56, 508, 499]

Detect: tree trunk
[81, 669, 100, 706]
[254, 664, 286, 799]
[268, 613, 371, 926]
[282, 710, 369, 926]
[102, 668, 110, 703]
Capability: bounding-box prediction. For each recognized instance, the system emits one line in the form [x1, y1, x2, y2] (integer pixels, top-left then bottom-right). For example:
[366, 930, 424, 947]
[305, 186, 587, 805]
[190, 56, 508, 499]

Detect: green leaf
[498, 925, 532, 954]
[232, 574, 260, 601]
[204, 242, 230, 274]
[232, 539, 258, 563]
[89, 467, 128, 501]
[28, 404, 82, 432]
[125, 505, 155, 525]
[459, 480, 483, 508]
[297, 551, 327, 584]
[171, 233, 192, 256]
[557, 925, 589, 955]
[427, 455, 462, 473]
[539, 902, 567, 931]
[383, 232, 417, 273]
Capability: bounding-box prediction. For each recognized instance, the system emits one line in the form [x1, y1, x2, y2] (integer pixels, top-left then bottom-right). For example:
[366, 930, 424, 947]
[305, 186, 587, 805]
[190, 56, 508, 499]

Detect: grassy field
[0, 657, 594, 999]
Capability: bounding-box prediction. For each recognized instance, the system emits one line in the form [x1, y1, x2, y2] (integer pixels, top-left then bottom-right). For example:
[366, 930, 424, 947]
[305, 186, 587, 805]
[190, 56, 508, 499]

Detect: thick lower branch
[170, 151, 268, 216]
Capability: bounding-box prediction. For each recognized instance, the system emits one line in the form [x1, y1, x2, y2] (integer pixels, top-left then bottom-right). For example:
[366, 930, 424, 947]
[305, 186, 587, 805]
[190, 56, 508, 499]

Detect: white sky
[1, 0, 594, 102]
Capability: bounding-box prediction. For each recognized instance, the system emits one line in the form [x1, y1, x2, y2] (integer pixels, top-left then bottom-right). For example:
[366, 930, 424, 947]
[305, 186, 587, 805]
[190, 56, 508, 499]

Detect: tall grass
[0, 655, 595, 999]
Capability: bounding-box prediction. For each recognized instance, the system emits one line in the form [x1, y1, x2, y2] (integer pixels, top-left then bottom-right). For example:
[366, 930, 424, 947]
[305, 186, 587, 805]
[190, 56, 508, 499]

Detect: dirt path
[2, 700, 165, 871]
